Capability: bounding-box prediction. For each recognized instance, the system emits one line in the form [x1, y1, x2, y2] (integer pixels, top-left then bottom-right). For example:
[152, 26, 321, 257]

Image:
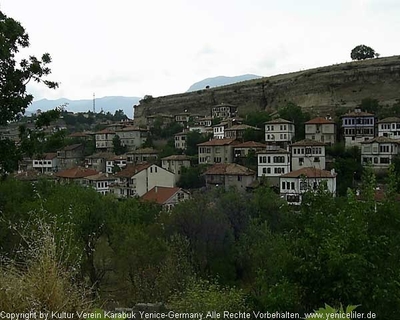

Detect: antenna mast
[93, 93, 96, 113]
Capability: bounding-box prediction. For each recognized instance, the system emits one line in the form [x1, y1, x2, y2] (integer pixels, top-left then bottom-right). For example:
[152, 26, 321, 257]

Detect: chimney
[155, 186, 158, 193]
[330, 168, 336, 176]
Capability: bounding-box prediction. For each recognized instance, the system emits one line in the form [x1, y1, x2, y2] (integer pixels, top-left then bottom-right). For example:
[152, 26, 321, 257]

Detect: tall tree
[0, 10, 58, 125]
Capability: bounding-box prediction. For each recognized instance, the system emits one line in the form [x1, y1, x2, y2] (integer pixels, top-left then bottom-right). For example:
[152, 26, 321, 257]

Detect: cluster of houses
[8, 103, 400, 207]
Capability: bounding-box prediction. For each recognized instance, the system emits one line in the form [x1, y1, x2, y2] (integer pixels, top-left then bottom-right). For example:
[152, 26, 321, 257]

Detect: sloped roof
[377, 117, 400, 123]
[257, 147, 289, 154]
[142, 186, 188, 205]
[132, 148, 159, 154]
[69, 132, 91, 138]
[204, 163, 256, 176]
[13, 171, 56, 181]
[291, 139, 326, 146]
[86, 152, 115, 160]
[85, 173, 116, 181]
[34, 153, 57, 160]
[265, 118, 293, 124]
[55, 167, 99, 179]
[305, 117, 335, 124]
[114, 163, 152, 178]
[281, 167, 336, 179]
[197, 138, 239, 146]
[95, 129, 115, 134]
[225, 124, 260, 131]
[161, 155, 191, 161]
[63, 144, 83, 151]
[361, 136, 400, 144]
[115, 126, 148, 132]
[233, 141, 267, 148]
[341, 110, 375, 117]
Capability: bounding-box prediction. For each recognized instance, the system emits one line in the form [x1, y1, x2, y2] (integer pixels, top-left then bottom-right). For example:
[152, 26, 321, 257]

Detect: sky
[1, 0, 400, 101]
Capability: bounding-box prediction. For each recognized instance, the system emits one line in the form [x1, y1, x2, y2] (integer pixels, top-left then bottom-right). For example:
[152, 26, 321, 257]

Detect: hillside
[186, 74, 262, 92]
[134, 56, 400, 125]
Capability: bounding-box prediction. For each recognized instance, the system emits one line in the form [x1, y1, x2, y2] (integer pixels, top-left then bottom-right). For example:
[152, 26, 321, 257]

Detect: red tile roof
[341, 110, 375, 117]
[95, 129, 115, 134]
[63, 144, 83, 151]
[233, 141, 267, 148]
[291, 139, 326, 146]
[141, 186, 187, 205]
[281, 167, 336, 178]
[204, 163, 256, 176]
[161, 155, 191, 161]
[265, 118, 293, 124]
[305, 117, 335, 124]
[377, 117, 400, 124]
[114, 163, 152, 178]
[55, 167, 99, 179]
[197, 138, 239, 146]
[361, 136, 400, 144]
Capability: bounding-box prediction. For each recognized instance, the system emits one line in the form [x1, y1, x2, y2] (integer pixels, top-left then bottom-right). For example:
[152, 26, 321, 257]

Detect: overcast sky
[2, 0, 400, 101]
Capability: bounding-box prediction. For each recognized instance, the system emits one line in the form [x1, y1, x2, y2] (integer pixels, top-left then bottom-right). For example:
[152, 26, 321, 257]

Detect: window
[380, 157, 390, 164]
[263, 168, 267, 174]
[314, 157, 320, 162]
[299, 157, 304, 165]
[291, 182, 295, 190]
[282, 181, 286, 189]
[267, 168, 271, 174]
[238, 176, 242, 181]
[287, 195, 300, 203]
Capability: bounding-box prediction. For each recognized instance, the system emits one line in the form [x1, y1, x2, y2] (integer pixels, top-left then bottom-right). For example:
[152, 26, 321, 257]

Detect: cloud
[196, 44, 217, 57]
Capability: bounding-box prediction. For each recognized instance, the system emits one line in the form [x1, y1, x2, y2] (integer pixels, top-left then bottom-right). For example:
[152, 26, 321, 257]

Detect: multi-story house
[174, 113, 191, 126]
[115, 126, 148, 151]
[127, 148, 159, 164]
[377, 117, 400, 139]
[32, 153, 58, 173]
[111, 163, 175, 198]
[233, 141, 266, 159]
[141, 186, 190, 211]
[174, 132, 187, 150]
[106, 155, 128, 174]
[85, 152, 114, 173]
[85, 173, 116, 195]
[265, 118, 295, 145]
[211, 103, 238, 119]
[224, 124, 260, 140]
[161, 155, 191, 181]
[146, 114, 174, 128]
[197, 117, 213, 127]
[341, 109, 376, 147]
[57, 144, 85, 170]
[95, 129, 116, 152]
[360, 136, 400, 170]
[213, 121, 229, 139]
[204, 163, 256, 192]
[279, 167, 337, 205]
[290, 139, 326, 171]
[197, 138, 239, 164]
[305, 117, 336, 144]
[257, 145, 291, 185]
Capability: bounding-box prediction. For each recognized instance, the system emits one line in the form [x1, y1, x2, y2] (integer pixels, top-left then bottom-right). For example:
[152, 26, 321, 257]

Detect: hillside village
[3, 99, 400, 208]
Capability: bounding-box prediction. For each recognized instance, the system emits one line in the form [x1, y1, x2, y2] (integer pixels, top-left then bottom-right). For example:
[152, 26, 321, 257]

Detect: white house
[161, 155, 191, 181]
[377, 117, 400, 139]
[111, 163, 175, 198]
[106, 155, 128, 174]
[341, 109, 376, 148]
[211, 103, 238, 119]
[290, 139, 326, 171]
[32, 153, 58, 173]
[305, 117, 336, 144]
[115, 126, 148, 151]
[85, 173, 116, 195]
[279, 167, 337, 205]
[257, 145, 291, 180]
[95, 129, 116, 152]
[174, 132, 187, 150]
[141, 186, 190, 211]
[197, 138, 239, 164]
[361, 136, 400, 170]
[265, 118, 295, 144]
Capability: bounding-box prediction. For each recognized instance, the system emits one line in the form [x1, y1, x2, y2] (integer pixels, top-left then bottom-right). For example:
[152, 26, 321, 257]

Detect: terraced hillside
[134, 56, 400, 125]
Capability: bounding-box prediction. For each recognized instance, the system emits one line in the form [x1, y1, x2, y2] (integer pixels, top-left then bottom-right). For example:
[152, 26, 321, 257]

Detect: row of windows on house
[261, 167, 286, 174]
[382, 132, 400, 136]
[363, 145, 395, 153]
[380, 123, 400, 130]
[33, 160, 54, 165]
[281, 181, 320, 191]
[344, 128, 374, 135]
[343, 118, 374, 125]
[214, 127, 224, 133]
[175, 136, 186, 141]
[293, 147, 323, 155]
[362, 157, 391, 164]
[266, 133, 289, 140]
[259, 156, 289, 164]
[265, 125, 293, 131]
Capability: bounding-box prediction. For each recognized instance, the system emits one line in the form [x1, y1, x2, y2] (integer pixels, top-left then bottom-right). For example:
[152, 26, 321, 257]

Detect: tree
[112, 135, 127, 155]
[350, 45, 375, 61]
[0, 10, 58, 125]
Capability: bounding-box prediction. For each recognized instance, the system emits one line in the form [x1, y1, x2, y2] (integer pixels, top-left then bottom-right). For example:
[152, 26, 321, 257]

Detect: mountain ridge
[186, 74, 262, 92]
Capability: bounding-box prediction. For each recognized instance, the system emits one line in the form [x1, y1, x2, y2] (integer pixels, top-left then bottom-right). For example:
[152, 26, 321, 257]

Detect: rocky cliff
[134, 56, 400, 124]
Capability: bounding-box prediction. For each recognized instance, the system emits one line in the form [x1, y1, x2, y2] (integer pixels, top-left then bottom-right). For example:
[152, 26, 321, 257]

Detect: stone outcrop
[134, 56, 400, 125]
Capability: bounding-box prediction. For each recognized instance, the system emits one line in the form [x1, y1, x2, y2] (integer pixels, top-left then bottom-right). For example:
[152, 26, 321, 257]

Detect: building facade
[361, 136, 400, 170]
[305, 117, 336, 144]
[265, 118, 295, 144]
[290, 139, 326, 171]
[377, 117, 400, 139]
[197, 138, 239, 164]
[341, 109, 376, 147]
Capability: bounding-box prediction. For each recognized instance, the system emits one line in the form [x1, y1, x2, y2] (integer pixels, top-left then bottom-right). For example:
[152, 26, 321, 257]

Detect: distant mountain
[187, 74, 262, 92]
[28, 96, 141, 118]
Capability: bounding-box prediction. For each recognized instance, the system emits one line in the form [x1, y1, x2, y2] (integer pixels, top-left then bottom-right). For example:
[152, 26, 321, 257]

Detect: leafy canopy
[350, 45, 375, 61]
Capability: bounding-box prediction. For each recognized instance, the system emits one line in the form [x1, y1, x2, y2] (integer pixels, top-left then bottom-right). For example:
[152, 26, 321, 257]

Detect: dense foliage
[1, 171, 400, 317]
[350, 45, 376, 61]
